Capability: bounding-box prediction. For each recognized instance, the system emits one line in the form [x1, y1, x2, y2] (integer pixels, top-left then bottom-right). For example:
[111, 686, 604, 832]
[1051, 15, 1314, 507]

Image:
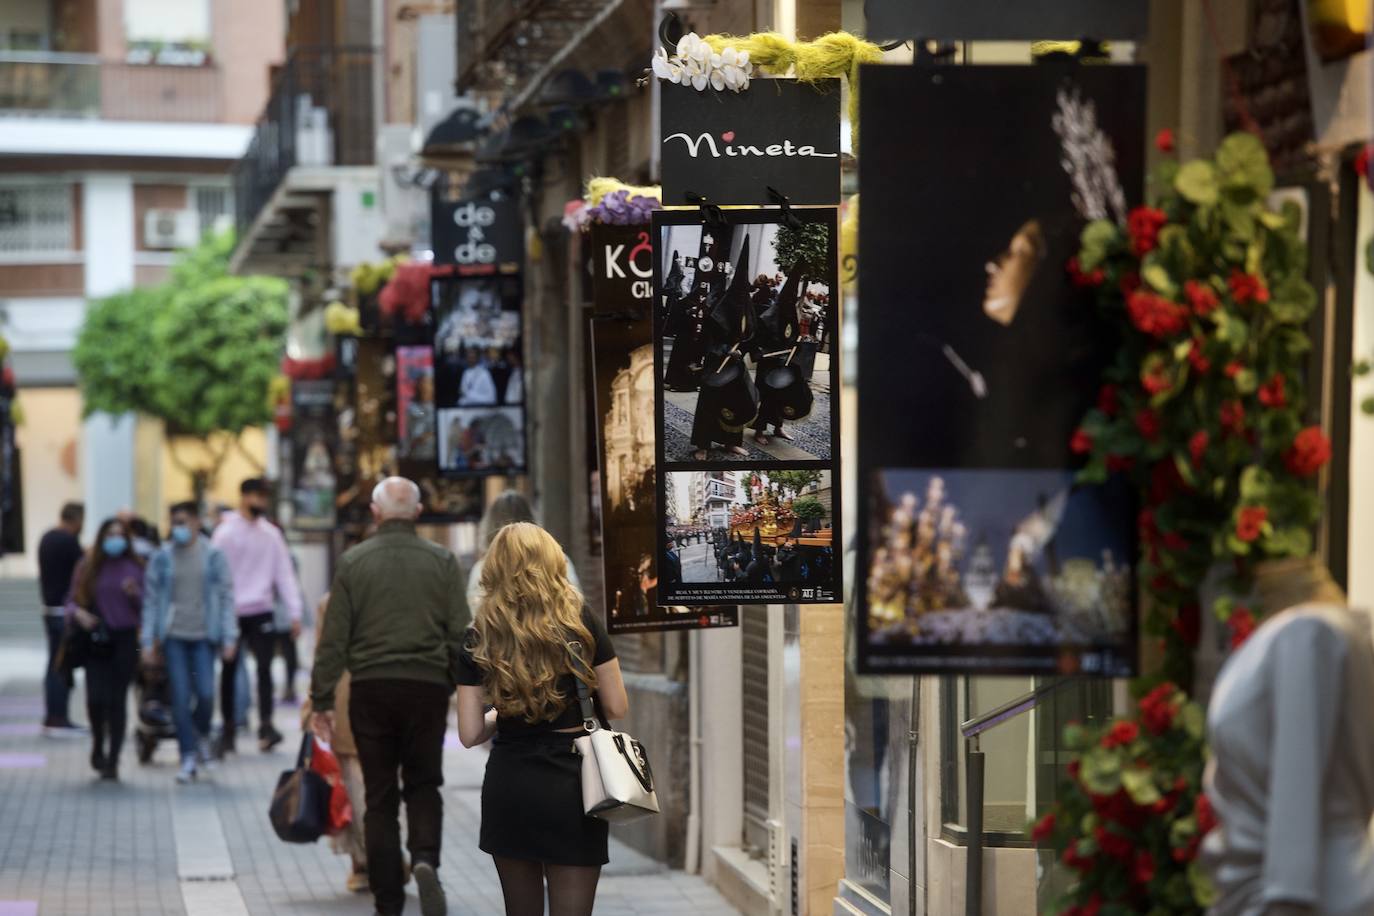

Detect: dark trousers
[43, 615, 72, 725]
[86, 629, 139, 764]
[277, 633, 298, 695]
[350, 678, 450, 915]
[219, 611, 277, 744]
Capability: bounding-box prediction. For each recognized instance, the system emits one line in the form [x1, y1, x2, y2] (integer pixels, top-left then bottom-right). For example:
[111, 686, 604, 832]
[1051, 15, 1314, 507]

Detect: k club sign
[589, 223, 654, 317]
[431, 193, 524, 275]
[660, 78, 841, 207]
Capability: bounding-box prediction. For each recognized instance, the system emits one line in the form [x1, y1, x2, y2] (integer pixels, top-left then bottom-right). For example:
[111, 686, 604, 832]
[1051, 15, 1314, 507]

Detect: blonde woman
[456, 522, 629, 916]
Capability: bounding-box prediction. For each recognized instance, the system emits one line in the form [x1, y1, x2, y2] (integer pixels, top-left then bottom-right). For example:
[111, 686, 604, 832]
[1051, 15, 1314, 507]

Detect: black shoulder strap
[566, 640, 599, 732]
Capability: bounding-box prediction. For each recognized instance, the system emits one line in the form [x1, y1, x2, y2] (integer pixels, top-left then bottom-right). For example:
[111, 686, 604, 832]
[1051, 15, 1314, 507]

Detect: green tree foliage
[72, 232, 288, 487]
[771, 222, 830, 278]
[769, 469, 823, 495]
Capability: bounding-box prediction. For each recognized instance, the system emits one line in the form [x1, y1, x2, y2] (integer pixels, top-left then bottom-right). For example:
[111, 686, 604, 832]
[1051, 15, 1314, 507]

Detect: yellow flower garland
[585, 176, 662, 207]
[695, 31, 884, 149]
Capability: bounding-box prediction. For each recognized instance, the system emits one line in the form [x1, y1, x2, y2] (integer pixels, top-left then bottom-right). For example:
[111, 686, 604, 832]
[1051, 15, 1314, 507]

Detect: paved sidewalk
[0, 611, 739, 916]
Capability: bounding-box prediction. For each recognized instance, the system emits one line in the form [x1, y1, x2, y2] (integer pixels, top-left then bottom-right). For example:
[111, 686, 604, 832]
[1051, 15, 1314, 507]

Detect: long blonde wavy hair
[470, 522, 596, 724]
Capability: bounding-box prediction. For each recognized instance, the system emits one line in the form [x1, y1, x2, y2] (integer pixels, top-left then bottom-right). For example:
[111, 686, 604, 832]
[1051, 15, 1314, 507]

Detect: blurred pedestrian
[456, 522, 629, 916]
[310, 477, 469, 916]
[301, 591, 370, 894]
[466, 490, 580, 612]
[37, 501, 85, 736]
[213, 478, 302, 753]
[66, 517, 145, 780]
[274, 551, 307, 704]
[140, 502, 237, 784]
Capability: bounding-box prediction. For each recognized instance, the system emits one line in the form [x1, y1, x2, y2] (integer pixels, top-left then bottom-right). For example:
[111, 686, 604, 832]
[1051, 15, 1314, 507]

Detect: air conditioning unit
[144, 209, 200, 250]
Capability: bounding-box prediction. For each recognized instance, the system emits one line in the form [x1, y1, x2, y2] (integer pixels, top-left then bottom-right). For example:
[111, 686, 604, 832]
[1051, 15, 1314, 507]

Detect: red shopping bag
[307, 737, 354, 836]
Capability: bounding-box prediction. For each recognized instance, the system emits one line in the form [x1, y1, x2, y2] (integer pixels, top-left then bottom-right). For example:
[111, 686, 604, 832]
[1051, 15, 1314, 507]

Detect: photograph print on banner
[289, 378, 336, 531]
[432, 274, 527, 476]
[855, 63, 1145, 676]
[652, 207, 841, 606]
[591, 315, 738, 633]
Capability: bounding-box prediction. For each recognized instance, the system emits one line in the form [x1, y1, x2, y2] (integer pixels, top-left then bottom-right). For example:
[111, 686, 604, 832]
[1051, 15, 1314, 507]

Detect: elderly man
[310, 477, 469, 916]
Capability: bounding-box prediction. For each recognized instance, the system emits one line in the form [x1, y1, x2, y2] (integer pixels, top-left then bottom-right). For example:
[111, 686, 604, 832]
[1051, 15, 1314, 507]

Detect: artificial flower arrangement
[564, 178, 663, 231]
[1037, 130, 1333, 914]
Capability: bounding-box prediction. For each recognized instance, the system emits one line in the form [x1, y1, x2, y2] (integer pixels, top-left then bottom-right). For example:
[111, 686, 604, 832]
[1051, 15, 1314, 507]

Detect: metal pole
[965, 736, 984, 916]
[908, 675, 920, 916]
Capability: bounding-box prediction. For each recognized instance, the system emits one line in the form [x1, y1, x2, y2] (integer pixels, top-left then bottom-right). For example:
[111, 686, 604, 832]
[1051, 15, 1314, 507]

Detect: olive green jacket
[309, 519, 470, 712]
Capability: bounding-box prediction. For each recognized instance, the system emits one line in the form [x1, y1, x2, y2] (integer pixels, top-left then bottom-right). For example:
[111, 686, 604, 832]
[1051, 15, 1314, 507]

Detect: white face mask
[133, 539, 155, 558]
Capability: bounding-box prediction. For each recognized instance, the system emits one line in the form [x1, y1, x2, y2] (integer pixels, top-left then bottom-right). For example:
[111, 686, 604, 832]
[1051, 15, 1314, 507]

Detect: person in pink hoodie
[212, 478, 302, 753]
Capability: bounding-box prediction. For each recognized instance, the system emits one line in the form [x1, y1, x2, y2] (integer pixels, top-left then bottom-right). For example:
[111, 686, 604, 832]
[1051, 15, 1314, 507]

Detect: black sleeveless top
[454, 607, 616, 736]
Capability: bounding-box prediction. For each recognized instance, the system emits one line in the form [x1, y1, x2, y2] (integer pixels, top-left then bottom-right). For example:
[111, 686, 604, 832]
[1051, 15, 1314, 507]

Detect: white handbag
[569, 644, 660, 823]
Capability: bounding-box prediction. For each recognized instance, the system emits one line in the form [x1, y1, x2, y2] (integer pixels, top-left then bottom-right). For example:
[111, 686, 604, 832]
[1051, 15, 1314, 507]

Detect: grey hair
[478, 490, 536, 550]
[371, 477, 422, 519]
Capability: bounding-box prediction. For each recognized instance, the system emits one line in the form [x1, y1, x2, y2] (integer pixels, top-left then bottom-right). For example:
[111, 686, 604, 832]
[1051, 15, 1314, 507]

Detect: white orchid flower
[691, 71, 708, 91]
[720, 47, 738, 68]
[710, 69, 725, 91]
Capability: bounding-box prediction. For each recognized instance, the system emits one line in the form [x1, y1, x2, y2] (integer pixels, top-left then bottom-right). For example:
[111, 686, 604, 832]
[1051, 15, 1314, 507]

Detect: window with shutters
[192, 184, 233, 237]
[741, 605, 770, 856]
[0, 184, 75, 257]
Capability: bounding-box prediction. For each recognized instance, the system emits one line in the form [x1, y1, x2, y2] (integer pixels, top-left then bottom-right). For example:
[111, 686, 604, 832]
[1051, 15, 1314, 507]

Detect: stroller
[134, 659, 177, 764]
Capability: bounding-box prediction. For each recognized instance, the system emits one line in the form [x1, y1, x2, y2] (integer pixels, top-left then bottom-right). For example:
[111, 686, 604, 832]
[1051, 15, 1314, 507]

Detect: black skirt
[480, 731, 609, 866]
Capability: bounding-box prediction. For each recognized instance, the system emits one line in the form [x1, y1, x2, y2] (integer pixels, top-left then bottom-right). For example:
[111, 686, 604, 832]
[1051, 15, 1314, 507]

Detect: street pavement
[677, 542, 722, 584]
[0, 596, 740, 916]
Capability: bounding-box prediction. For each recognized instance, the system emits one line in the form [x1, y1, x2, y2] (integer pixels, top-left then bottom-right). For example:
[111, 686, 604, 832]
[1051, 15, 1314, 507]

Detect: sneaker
[346, 868, 370, 894]
[196, 737, 218, 770]
[90, 747, 107, 774]
[258, 726, 284, 753]
[412, 862, 446, 916]
[215, 734, 236, 759]
[176, 757, 197, 785]
[43, 720, 88, 739]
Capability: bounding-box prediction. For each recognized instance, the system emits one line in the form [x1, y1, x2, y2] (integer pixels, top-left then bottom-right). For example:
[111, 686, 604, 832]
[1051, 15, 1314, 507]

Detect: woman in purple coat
[67, 517, 145, 780]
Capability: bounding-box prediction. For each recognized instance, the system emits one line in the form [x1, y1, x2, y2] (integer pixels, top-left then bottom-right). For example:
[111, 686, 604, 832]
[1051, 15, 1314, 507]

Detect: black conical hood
[758, 260, 804, 346]
[706, 235, 755, 343]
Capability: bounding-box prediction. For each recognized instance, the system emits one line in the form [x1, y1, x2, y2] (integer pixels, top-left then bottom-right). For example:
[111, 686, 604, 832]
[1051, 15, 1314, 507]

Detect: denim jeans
[164, 638, 216, 760]
[43, 614, 71, 725]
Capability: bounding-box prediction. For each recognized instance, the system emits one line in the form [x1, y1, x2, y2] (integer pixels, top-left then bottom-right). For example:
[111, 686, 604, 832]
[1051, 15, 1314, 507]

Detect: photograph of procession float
[864, 469, 1136, 675]
[659, 469, 838, 604]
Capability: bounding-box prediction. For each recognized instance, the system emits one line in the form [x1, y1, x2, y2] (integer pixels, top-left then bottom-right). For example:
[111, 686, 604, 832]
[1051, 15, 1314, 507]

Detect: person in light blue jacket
[140, 501, 237, 783]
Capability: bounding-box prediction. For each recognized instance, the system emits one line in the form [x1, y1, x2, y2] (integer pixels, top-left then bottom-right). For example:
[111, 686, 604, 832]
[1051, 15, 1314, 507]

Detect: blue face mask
[171, 525, 194, 546]
[103, 536, 128, 557]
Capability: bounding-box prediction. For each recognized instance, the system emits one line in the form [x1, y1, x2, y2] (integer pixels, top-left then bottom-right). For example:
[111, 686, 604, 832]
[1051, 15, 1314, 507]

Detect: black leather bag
[56, 616, 112, 675]
[269, 735, 330, 844]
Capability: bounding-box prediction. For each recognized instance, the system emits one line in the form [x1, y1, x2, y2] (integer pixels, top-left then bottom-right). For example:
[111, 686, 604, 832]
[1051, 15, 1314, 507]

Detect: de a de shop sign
[431, 194, 523, 274]
[660, 78, 841, 207]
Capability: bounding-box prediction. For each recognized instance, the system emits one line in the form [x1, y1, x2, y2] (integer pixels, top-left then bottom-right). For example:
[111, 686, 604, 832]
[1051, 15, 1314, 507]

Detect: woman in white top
[466, 491, 580, 612]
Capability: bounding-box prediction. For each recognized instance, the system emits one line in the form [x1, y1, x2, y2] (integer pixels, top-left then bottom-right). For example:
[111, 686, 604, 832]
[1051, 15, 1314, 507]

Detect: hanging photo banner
[592, 314, 739, 632]
[855, 64, 1144, 676]
[589, 223, 655, 317]
[432, 274, 528, 477]
[863, 0, 1148, 41]
[652, 208, 842, 606]
[659, 78, 842, 207]
[289, 378, 337, 531]
[431, 193, 524, 275]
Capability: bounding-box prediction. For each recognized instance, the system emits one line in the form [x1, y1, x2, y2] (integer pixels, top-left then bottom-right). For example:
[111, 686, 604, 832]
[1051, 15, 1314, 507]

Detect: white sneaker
[176, 757, 197, 784]
[195, 737, 218, 770]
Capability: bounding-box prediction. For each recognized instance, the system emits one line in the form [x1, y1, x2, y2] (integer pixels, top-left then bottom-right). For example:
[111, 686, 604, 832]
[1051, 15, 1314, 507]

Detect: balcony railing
[0, 51, 222, 121]
[232, 46, 376, 240]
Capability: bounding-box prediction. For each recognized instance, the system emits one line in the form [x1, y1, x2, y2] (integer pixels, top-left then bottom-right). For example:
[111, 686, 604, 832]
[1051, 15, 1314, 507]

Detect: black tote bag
[269, 734, 330, 843]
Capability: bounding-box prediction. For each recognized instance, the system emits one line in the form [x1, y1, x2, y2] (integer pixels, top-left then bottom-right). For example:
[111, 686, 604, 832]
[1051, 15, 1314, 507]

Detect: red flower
[1067, 256, 1104, 288]
[1185, 279, 1219, 316]
[1080, 893, 1103, 916]
[1094, 825, 1135, 862]
[1031, 811, 1056, 843]
[1228, 606, 1257, 650]
[1228, 268, 1270, 305]
[1127, 206, 1168, 256]
[1141, 363, 1172, 395]
[1138, 508, 1159, 543]
[1357, 143, 1371, 178]
[1196, 792, 1219, 835]
[1133, 850, 1157, 886]
[1127, 290, 1189, 339]
[1220, 399, 1246, 435]
[1061, 839, 1095, 872]
[1139, 683, 1178, 736]
[1101, 720, 1140, 750]
[1224, 361, 1243, 378]
[1097, 383, 1120, 417]
[1235, 506, 1268, 543]
[1161, 530, 1189, 552]
[1135, 407, 1162, 442]
[1189, 429, 1210, 466]
[1070, 428, 1094, 455]
[1106, 454, 1135, 473]
[1188, 337, 1212, 374]
[1172, 602, 1201, 648]
[1067, 759, 1081, 781]
[1258, 373, 1286, 408]
[1149, 459, 1188, 505]
[1284, 426, 1332, 477]
[1155, 127, 1176, 153]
